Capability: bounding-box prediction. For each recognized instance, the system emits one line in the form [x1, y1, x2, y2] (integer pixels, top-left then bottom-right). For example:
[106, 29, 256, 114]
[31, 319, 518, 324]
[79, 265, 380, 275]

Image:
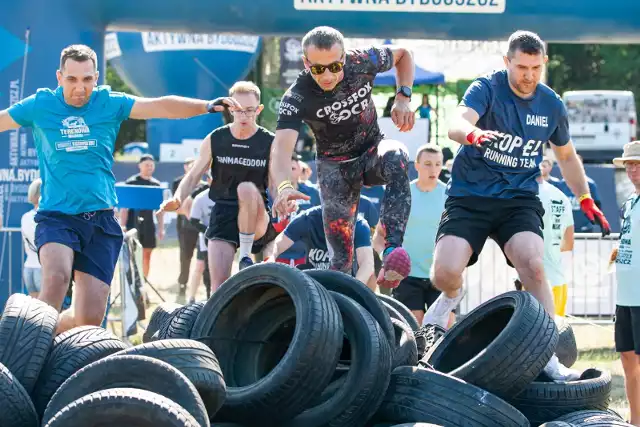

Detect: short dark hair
[302, 26, 345, 56]
[60, 44, 98, 71]
[416, 144, 442, 162]
[139, 154, 155, 163]
[507, 31, 546, 58]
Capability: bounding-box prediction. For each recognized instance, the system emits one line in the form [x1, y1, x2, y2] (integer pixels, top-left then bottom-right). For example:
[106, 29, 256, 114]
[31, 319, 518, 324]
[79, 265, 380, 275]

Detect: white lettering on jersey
[526, 114, 549, 128]
[308, 248, 330, 269]
[482, 133, 544, 168]
[279, 101, 300, 116]
[316, 82, 373, 125]
[215, 156, 267, 167]
[60, 116, 91, 139]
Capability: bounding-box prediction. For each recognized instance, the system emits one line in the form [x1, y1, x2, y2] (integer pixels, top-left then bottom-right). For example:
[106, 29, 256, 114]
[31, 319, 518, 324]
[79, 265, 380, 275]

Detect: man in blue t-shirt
[0, 44, 238, 334]
[269, 154, 321, 266]
[422, 31, 611, 381]
[267, 205, 375, 286]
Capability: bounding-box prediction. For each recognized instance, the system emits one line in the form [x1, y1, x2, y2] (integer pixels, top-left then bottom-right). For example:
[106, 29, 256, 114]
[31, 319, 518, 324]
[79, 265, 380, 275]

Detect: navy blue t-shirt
[268, 181, 321, 260]
[284, 206, 371, 269]
[448, 70, 571, 198]
[358, 194, 379, 228]
[552, 177, 602, 232]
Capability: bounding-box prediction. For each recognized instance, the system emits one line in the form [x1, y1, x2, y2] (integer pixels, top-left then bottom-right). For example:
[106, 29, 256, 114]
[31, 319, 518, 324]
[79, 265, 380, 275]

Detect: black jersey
[276, 46, 393, 161]
[208, 125, 273, 205]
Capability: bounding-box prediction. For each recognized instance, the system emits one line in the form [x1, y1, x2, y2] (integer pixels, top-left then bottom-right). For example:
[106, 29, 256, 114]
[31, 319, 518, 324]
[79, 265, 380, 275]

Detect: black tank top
[208, 125, 274, 205]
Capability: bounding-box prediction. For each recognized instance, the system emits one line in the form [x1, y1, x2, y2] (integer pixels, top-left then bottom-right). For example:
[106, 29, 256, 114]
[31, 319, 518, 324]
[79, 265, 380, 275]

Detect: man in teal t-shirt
[375, 144, 447, 325]
[0, 44, 239, 335]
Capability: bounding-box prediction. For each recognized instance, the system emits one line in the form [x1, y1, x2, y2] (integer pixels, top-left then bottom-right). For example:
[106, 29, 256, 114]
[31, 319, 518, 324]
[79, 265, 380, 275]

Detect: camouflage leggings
[317, 140, 411, 274]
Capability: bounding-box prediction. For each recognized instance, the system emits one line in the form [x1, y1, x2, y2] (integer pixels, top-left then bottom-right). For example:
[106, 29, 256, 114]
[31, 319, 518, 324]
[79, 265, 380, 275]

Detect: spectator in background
[171, 157, 199, 300]
[539, 156, 561, 184]
[21, 178, 42, 297]
[270, 153, 320, 266]
[299, 161, 316, 187]
[416, 93, 432, 119]
[187, 174, 214, 303]
[120, 154, 165, 280]
[552, 154, 603, 232]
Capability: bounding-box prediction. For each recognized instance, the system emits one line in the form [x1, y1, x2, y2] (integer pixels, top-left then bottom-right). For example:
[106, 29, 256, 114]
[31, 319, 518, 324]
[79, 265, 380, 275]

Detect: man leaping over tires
[270, 26, 416, 288]
[422, 30, 611, 381]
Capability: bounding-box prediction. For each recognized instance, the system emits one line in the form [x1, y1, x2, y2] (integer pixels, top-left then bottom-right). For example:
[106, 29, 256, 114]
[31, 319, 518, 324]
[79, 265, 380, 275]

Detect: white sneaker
[422, 287, 466, 330]
[543, 354, 580, 382]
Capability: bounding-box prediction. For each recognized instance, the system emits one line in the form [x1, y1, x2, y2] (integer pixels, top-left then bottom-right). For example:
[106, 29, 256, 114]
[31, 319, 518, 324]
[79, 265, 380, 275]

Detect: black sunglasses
[306, 58, 345, 76]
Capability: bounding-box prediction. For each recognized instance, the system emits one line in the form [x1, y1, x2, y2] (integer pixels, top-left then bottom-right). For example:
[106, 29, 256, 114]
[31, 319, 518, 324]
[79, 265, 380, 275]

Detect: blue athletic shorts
[34, 209, 124, 285]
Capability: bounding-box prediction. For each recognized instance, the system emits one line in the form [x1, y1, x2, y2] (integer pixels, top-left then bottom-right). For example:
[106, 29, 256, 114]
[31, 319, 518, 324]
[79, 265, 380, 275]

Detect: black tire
[283, 292, 393, 427]
[0, 362, 38, 427]
[190, 263, 343, 426]
[391, 318, 419, 368]
[509, 368, 611, 425]
[0, 293, 58, 393]
[305, 269, 395, 348]
[112, 338, 226, 418]
[156, 302, 205, 340]
[425, 290, 558, 398]
[373, 366, 529, 426]
[43, 355, 209, 427]
[377, 294, 420, 331]
[143, 302, 183, 343]
[32, 325, 127, 417]
[555, 410, 629, 426]
[43, 388, 200, 427]
[557, 322, 578, 368]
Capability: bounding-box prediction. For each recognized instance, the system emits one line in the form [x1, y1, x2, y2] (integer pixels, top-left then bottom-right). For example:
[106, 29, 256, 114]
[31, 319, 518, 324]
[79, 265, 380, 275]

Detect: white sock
[238, 232, 254, 259]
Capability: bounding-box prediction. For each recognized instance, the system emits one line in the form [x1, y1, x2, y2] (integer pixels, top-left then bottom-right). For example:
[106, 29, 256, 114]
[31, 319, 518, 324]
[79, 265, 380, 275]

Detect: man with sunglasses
[271, 26, 416, 288]
[160, 81, 278, 291]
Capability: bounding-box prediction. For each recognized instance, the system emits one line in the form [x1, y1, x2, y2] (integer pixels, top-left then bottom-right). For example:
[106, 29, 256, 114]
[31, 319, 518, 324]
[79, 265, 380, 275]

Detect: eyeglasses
[306, 59, 345, 76]
[232, 108, 259, 116]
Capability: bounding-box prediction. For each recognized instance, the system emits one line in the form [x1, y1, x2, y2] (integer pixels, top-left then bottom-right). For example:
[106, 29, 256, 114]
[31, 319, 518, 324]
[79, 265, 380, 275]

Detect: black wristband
[207, 98, 227, 113]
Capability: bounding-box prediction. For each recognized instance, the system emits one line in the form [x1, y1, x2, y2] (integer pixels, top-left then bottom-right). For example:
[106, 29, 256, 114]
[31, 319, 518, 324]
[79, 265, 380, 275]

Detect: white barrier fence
[0, 230, 621, 324]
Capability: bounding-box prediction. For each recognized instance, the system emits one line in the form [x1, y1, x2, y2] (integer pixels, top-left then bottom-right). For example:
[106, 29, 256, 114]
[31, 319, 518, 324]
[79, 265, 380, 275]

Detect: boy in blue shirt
[0, 44, 238, 334]
[423, 31, 611, 381]
[267, 205, 375, 286]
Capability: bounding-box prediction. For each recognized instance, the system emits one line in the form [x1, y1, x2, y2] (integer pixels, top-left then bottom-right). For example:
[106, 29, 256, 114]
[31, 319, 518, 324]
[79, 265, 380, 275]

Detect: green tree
[547, 44, 640, 111]
[105, 65, 146, 153]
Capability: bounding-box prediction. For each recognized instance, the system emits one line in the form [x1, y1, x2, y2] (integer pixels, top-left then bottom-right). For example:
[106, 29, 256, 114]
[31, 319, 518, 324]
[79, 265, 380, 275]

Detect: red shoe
[377, 247, 411, 288]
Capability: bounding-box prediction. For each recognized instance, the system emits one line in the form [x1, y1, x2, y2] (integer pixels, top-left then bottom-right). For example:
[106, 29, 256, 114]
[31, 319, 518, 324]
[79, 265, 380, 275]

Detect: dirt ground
[114, 245, 631, 422]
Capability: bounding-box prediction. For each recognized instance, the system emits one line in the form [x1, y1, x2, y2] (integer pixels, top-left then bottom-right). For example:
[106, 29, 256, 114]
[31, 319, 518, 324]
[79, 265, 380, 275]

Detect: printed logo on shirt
[617, 203, 634, 265]
[482, 133, 544, 169]
[316, 82, 373, 125]
[287, 91, 304, 103]
[215, 156, 267, 167]
[279, 101, 300, 117]
[60, 116, 90, 138]
[308, 247, 330, 269]
[55, 139, 98, 152]
[526, 114, 549, 128]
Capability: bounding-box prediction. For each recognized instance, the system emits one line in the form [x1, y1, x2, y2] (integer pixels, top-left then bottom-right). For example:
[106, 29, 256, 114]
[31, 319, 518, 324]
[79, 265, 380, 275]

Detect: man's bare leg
[422, 235, 471, 328]
[207, 240, 237, 292]
[504, 231, 555, 316]
[142, 248, 153, 278]
[237, 181, 271, 269]
[621, 351, 640, 426]
[56, 270, 110, 335]
[38, 243, 74, 311]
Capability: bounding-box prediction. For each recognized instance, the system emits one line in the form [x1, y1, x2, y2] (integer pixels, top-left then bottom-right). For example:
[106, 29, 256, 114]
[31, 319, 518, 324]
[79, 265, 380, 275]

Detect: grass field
[115, 245, 631, 421]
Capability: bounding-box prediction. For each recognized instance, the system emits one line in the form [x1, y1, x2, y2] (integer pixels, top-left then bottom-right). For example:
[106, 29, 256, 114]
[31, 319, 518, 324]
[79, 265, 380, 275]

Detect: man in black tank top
[160, 81, 278, 290]
[270, 26, 417, 289]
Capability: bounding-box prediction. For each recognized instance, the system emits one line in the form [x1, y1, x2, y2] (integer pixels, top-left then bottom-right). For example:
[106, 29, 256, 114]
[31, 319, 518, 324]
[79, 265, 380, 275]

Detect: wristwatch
[397, 85, 412, 99]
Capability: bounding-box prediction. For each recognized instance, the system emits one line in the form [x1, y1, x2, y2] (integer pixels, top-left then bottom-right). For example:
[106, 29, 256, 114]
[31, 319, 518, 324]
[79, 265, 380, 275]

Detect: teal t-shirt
[403, 179, 447, 278]
[8, 85, 135, 215]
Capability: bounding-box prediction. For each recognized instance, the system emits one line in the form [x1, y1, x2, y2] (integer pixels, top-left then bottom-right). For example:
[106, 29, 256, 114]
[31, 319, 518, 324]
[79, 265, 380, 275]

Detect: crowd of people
[1, 24, 640, 424]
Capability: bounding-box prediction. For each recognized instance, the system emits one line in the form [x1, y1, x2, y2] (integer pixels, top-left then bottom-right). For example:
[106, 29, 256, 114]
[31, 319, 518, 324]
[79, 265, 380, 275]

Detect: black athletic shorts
[615, 305, 640, 354]
[392, 276, 441, 312]
[135, 214, 157, 249]
[205, 203, 278, 255]
[436, 195, 544, 267]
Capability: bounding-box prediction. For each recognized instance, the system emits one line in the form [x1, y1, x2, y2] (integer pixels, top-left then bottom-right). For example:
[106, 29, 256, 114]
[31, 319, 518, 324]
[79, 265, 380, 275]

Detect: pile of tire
[0, 294, 225, 427]
[0, 263, 621, 426]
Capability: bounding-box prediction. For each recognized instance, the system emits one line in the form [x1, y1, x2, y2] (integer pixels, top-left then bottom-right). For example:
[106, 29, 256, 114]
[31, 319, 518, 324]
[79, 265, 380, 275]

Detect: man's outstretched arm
[129, 96, 241, 120]
[0, 110, 21, 132]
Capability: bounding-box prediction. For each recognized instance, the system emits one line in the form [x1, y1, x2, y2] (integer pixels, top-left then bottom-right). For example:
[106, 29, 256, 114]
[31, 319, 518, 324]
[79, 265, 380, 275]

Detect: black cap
[139, 154, 155, 163]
